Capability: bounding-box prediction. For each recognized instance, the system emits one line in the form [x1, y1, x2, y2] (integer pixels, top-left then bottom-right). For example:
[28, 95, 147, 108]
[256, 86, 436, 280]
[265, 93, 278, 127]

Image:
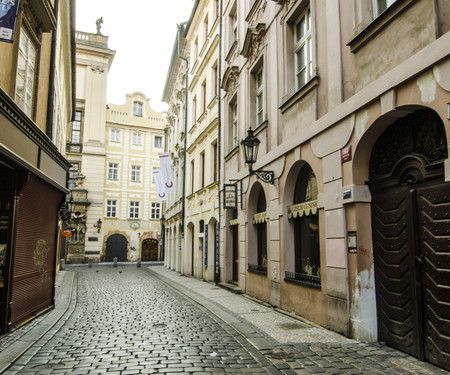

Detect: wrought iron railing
[285, 271, 321, 289]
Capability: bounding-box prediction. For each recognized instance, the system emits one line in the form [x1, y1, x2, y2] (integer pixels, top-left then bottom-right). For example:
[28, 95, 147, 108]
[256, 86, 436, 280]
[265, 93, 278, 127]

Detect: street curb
[0, 271, 75, 373]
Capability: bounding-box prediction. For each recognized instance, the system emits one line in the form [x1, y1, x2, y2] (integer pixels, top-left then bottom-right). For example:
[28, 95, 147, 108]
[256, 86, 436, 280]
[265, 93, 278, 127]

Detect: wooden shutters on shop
[11, 175, 61, 329]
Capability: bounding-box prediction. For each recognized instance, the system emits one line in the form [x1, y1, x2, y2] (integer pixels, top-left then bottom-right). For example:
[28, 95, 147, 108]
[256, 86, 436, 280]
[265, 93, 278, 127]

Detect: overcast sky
[76, 1, 195, 112]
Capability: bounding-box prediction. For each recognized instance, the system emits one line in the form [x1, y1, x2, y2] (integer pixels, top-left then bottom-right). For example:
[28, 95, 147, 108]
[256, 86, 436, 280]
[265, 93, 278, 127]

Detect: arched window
[249, 189, 267, 273]
[286, 164, 320, 288]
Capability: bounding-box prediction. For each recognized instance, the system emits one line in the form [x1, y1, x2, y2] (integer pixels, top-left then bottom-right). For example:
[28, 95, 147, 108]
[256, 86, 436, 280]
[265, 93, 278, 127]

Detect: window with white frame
[294, 7, 312, 90]
[232, 11, 238, 42]
[152, 167, 159, 183]
[151, 202, 161, 219]
[71, 111, 82, 144]
[106, 200, 118, 218]
[129, 201, 140, 219]
[132, 132, 143, 145]
[133, 101, 143, 117]
[373, 0, 396, 17]
[108, 162, 119, 180]
[110, 129, 121, 142]
[15, 27, 37, 117]
[154, 135, 163, 148]
[131, 165, 142, 182]
[256, 67, 264, 126]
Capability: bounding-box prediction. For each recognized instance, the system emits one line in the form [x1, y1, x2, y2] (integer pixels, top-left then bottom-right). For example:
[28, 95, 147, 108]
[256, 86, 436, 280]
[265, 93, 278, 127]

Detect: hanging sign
[215, 222, 219, 272]
[153, 169, 167, 201]
[61, 230, 72, 237]
[0, 0, 20, 43]
[223, 183, 237, 209]
[159, 152, 175, 191]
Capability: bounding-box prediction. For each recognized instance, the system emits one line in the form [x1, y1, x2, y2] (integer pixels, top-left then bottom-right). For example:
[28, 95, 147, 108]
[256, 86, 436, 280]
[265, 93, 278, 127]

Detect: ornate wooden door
[141, 239, 158, 261]
[372, 182, 450, 370]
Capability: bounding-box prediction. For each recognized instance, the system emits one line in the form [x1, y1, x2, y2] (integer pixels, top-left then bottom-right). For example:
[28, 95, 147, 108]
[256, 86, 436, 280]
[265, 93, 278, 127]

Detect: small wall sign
[223, 183, 237, 209]
[341, 145, 352, 163]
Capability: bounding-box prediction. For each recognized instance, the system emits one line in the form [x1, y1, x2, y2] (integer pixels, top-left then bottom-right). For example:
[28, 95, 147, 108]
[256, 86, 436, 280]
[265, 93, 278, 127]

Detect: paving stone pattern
[5, 268, 277, 374]
[2, 266, 448, 374]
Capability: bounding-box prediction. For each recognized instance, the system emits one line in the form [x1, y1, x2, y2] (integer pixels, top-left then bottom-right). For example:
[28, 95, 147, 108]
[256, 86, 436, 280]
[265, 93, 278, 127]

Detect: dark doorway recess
[105, 234, 128, 262]
[369, 108, 449, 371]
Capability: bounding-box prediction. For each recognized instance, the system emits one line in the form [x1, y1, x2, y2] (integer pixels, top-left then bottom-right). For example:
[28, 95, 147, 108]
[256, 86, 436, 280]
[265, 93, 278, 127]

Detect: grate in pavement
[278, 322, 310, 330]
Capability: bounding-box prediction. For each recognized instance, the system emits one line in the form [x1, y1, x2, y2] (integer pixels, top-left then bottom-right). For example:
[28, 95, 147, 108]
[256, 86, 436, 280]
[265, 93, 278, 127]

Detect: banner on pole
[153, 170, 167, 201]
[0, 0, 20, 43]
[159, 152, 175, 191]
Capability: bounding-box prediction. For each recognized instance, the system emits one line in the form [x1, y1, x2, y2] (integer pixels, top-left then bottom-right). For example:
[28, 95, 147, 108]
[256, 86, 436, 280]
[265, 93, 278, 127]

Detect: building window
[255, 67, 264, 126]
[294, 7, 312, 90]
[131, 165, 141, 182]
[215, 0, 219, 19]
[71, 111, 82, 144]
[201, 80, 207, 113]
[204, 15, 209, 41]
[15, 27, 37, 117]
[250, 189, 267, 273]
[106, 200, 118, 218]
[133, 101, 143, 117]
[110, 129, 121, 142]
[194, 37, 198, 60]
[151, 202, 161, 219]
[200, 151, 205, 189]
[154, 135, 163, 148]
[191, 160, 195, 194]
[108, 162, 119, 180]
[232, 101, 238, 148]
[193, 96, 197, 122]
[286, 164, 320, 288]
[132, 132, 142, 145]
[129, 201, 140, 219]
[232, 10, 238, 42]
[212, 64, 218, 97]
[212, 142, 218, 182]
[373, 0, 396, 17]
[152, 167, 159, 183]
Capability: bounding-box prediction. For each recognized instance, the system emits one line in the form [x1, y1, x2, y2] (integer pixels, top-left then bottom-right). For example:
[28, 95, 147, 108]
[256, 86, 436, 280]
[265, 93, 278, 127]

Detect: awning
[288, 200, 318, 219]
[229, 219, 239, 226]
[252, 212, 267, 224]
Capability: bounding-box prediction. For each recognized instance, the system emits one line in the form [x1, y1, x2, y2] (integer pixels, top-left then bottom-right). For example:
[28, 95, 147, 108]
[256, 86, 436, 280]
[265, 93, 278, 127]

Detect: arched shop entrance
[368, 108, 449, 370]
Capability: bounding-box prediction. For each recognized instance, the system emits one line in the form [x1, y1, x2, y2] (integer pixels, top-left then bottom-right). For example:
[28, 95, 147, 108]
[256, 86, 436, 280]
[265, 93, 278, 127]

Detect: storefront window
[0, 199, 10, 301]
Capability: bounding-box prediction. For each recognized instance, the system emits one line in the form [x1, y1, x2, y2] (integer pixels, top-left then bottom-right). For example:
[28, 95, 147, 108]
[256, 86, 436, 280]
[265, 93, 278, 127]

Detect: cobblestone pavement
[1, 265, 448, 375]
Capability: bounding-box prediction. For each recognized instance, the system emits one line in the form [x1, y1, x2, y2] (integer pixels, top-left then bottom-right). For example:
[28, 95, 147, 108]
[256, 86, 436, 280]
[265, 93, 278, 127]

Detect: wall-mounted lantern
[241, 128, 274, 184]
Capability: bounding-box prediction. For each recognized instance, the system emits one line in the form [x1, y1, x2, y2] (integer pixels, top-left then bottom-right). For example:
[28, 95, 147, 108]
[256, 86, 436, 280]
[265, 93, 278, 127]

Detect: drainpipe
[216, 0, 223, 284]
[46, 0, 59, 139]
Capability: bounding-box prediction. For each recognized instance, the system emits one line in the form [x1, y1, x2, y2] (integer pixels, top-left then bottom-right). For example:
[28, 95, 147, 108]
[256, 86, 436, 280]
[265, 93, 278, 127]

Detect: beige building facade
[66, 28, 115, 263]
[220, 0, 450, 370]
[103, 92, 166, 262]
[0, 0, 74, 333]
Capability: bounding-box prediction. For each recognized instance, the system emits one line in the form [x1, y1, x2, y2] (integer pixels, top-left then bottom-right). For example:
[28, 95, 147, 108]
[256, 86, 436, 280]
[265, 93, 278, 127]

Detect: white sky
[76, 1, 195, 112]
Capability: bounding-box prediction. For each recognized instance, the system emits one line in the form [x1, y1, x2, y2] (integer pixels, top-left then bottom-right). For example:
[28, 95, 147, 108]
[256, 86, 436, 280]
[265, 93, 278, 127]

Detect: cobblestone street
[1, 265, 447, 374]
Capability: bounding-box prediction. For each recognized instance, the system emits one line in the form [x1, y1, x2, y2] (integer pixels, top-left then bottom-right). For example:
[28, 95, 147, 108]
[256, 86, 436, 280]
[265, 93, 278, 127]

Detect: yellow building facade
[103, 92, 166, 262]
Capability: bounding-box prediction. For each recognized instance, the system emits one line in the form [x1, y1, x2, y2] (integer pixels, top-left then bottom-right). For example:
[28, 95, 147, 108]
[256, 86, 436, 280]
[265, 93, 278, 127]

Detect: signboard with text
[0, 0, 20, 43]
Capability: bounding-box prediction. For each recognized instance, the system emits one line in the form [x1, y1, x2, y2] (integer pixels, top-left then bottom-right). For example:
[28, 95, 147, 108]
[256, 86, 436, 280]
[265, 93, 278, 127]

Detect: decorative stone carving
[241, 24, 266, 64]
[222, 66, 240, 97]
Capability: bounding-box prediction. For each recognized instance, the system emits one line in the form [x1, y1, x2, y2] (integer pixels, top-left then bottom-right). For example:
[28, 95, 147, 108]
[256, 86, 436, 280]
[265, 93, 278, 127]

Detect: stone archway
[105, 234, 128, 262]
[368, 108, 449, 370]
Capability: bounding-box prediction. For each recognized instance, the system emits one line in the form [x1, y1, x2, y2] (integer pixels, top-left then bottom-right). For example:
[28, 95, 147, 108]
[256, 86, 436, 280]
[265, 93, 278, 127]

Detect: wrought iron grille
[285, 271, 321, 289]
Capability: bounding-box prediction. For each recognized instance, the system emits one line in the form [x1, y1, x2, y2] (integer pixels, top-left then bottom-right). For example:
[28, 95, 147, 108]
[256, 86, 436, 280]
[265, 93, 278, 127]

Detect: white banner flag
[153, 170, 167, 201]
[159, 152, 175, 191]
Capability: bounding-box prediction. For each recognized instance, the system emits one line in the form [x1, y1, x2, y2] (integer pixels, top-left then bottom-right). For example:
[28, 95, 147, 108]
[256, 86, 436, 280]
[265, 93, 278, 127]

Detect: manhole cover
[267, 352, 295, 359]
[278, 322, 310, 330]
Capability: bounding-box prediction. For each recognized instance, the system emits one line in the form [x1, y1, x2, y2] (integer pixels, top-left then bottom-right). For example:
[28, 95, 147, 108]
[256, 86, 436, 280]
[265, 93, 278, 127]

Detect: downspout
[177, 24, 189, 242]
[216, 0, 223, 284]
[46, 0, 59, 139]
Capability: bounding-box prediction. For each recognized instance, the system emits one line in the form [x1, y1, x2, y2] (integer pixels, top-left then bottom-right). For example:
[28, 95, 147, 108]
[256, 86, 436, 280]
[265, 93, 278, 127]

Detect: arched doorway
[368, 109, 449, 370]
[141, 239, 159, 261]
[105, 234, 128, 261]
